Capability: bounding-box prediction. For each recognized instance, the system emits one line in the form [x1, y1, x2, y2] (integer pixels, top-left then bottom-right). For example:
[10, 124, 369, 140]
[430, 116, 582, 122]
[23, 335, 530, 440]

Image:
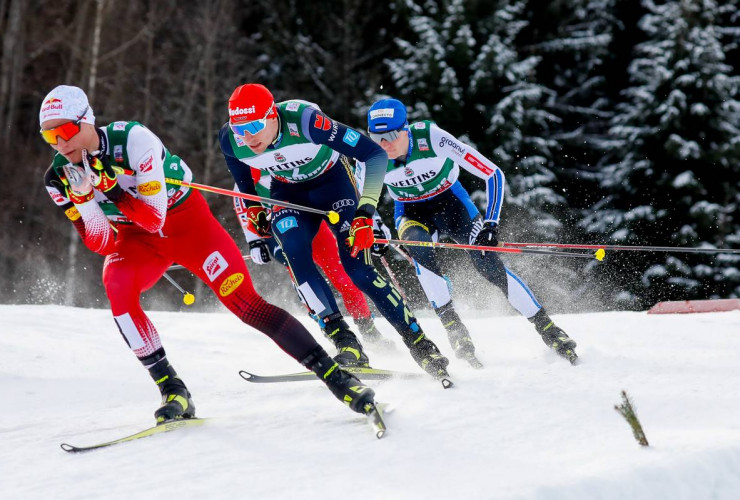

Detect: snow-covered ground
[1, 304, 739, 499]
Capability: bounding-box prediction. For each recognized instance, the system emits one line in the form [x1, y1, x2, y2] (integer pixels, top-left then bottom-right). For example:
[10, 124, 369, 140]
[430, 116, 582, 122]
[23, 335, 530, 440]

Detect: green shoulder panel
[106, 121, 191, 209]
[407, 120, 437, 161]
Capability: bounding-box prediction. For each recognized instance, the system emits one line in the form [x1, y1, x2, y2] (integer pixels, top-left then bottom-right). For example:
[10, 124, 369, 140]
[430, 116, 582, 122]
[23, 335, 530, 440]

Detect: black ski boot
[302, 346, 376, 414]
[143, 351, 196, 424]
[401, 327, 450, 379]
[356, 316, 396, 351]
[322, 313, 370, 367]
[435, 302, 483, 368]
[529, 309, 578, 365]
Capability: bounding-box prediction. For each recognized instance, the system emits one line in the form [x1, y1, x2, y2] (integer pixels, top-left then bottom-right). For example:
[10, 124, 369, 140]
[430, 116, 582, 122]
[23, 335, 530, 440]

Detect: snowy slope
[1, 305, 739, 499]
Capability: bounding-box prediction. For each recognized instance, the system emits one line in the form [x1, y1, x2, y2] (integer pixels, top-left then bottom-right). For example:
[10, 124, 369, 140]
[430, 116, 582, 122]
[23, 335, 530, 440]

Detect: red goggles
[40, 107, 88, 145]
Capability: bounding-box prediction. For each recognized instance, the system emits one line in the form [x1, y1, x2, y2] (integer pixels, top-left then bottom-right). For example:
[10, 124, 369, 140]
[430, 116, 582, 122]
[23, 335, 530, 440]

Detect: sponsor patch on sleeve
[64, 206, 81, 221]
[137, 181, 162, 196]
[464, 152, 494, 175]
[275, 216, 298, 233]
[343, 129, 360, 147]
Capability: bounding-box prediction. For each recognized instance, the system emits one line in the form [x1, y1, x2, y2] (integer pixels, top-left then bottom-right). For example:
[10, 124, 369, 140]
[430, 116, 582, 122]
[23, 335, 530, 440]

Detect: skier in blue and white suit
[360, 98, 578, 365]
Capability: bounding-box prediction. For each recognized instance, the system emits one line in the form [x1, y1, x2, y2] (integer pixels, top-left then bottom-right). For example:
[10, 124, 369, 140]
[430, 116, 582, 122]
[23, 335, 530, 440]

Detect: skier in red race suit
[39, 85, 378, 423]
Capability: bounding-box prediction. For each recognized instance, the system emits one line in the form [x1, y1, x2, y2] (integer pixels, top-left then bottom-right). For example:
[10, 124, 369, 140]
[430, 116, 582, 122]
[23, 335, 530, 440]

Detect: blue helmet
[367, 98, 408, 132]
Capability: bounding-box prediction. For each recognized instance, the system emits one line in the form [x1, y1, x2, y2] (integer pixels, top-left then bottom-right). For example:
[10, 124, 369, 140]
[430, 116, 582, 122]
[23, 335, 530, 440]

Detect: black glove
[248, 239, 271, 265]
[371, 223, 392, 257]
[471, 220, 499, 247]
[83, 149, 124, 202]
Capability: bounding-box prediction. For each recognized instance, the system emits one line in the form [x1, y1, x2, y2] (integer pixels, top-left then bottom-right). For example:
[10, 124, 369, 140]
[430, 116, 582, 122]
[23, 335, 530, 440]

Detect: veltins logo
[203, 251, 228, 282]
[219, 273, 244, 297]
[274, 152, 287, 163]
[137, 181, 161, 196]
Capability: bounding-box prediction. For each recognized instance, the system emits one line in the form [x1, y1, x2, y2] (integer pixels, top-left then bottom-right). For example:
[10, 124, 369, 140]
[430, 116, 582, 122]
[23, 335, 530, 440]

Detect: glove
[249, 239, 271, 265]
[245, 205, 272, 238]
[346, 210, 375, 258]
[371, 221, 392, 257]
[471, 220, 500, 247]
[60, 164, 94, 204]
[83, 149, 124, 201]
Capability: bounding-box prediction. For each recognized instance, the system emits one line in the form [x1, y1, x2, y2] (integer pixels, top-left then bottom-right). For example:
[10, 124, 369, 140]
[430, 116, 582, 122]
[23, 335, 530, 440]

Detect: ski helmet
[228, 84, 277, 126]
[39, 85, 95, 126]
[367, 98, 407, 132]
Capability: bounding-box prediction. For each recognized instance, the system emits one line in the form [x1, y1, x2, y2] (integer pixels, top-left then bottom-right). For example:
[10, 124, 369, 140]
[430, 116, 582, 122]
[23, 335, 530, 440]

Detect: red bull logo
[41, 97, 64, 113]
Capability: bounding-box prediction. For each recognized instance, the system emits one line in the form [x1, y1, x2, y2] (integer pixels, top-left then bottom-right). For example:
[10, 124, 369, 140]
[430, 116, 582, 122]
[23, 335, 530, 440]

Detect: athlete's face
[378, 130, 410, 160]
[240, 117, 279, 155]
[40, 119, 99, 164]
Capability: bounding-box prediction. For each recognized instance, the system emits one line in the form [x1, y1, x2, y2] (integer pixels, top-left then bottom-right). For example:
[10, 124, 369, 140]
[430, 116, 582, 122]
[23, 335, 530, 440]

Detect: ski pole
[379, 255, 409, 301]
[165, 177, 340, 224]
[503, 241, 740, 256]
[162, 272, 195, 305]
[167, 254, 253, 272]
[375, 238, 598, 259]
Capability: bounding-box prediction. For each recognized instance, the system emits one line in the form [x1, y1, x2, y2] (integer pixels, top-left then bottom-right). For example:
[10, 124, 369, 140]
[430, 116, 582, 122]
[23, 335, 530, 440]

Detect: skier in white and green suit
[361, 98, 579, 365]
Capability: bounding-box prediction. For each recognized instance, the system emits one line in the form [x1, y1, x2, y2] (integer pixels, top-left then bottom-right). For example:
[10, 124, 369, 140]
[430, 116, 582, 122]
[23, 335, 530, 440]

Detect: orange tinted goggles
[40, 120, 82, 145]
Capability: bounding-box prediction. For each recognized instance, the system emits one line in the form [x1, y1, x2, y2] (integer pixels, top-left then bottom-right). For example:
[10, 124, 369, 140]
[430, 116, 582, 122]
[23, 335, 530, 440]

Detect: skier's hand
[245, 205, 272, 238]
[471, 220, 500, 247]
[60, 164, 94, 204]
[371, 222, 392, 257]
[346, 211, 375, 258]
[83, 149, 124, 201]
[248, 239, 271, 265]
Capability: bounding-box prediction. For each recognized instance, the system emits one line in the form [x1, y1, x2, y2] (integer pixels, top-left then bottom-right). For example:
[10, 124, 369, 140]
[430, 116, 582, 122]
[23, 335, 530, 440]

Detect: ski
[564, 349, 579, 366]
[364, 402, 391, 439]
[238, 366, 425, 383]
[60, 418, 207, 453]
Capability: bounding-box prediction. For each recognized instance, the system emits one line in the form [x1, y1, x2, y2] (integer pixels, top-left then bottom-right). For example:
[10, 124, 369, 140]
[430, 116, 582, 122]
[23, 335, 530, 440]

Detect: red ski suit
[44, 124, 319, 361]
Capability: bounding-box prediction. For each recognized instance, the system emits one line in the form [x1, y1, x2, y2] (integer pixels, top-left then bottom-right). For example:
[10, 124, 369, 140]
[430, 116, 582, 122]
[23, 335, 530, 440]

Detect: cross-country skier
[39, 84, 379, 424]
[362, 97, 578, 364]
[233, 172, 393, 349]
[219, 83, 449, 379]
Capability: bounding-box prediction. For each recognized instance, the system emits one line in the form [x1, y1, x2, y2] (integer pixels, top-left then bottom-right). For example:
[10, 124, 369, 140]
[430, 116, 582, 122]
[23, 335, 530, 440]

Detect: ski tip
[376, 429, 385, 439]
[60, 443, 76, 453]
[441, 378, 454, 389]
[238, 370, 255, 381]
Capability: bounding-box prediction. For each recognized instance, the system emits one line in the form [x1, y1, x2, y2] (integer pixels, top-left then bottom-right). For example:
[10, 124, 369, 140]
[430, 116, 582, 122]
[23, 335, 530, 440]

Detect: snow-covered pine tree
[383, 0, 587, 310]
[584, 0, 740, 307]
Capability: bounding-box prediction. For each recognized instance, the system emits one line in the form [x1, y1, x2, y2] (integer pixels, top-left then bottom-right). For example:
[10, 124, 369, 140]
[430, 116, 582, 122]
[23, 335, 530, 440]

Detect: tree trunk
[63, 0, 106, 305]
[0, 0, 27, 147]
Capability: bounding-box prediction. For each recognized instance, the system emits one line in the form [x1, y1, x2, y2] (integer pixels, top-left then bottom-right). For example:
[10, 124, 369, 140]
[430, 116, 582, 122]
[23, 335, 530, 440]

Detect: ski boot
[301, 346, 376, 414]
[401, 325, 451, 380]
[143, 352, 196, 424]
[356, 315, 396, 351]
[529, 309, 578, 365]
[322, 313, 370, 367]
[435, 302, 483, 369]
